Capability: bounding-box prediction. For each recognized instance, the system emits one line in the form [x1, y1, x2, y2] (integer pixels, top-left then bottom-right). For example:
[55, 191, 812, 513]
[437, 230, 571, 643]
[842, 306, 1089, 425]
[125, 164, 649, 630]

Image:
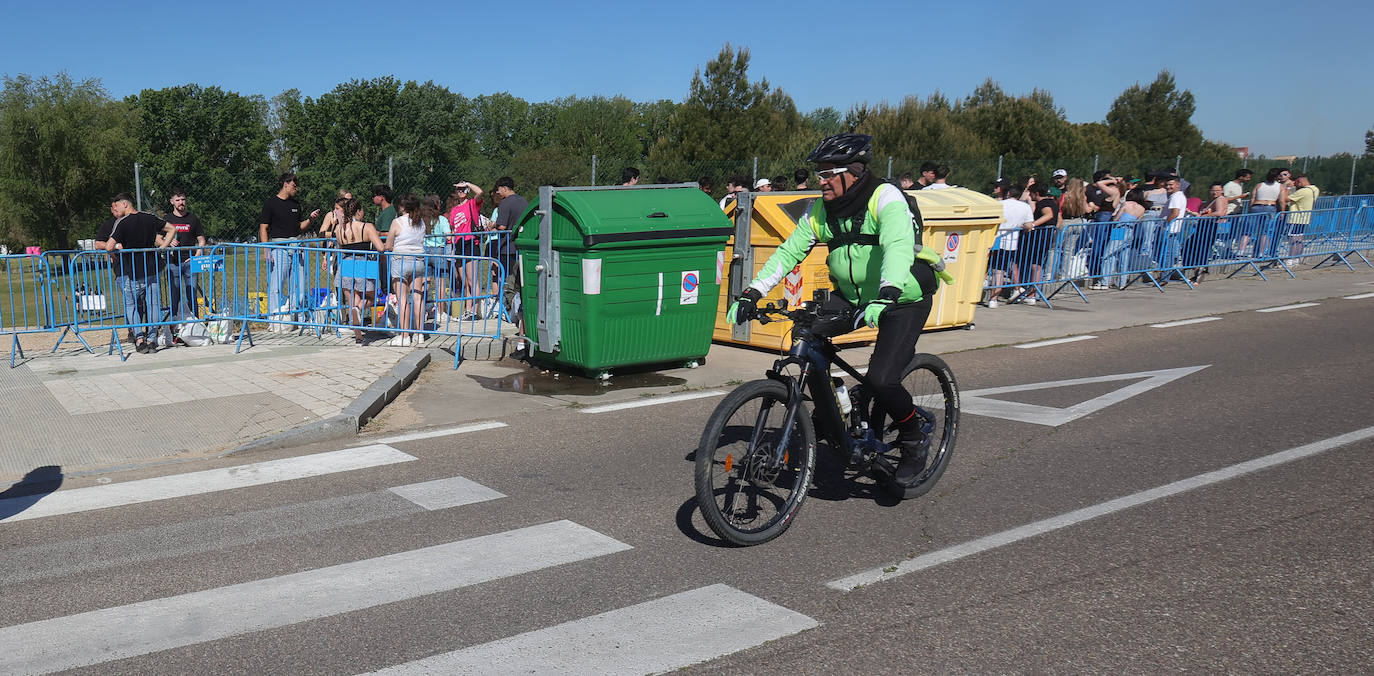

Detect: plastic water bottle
[835, 384, 852, 415]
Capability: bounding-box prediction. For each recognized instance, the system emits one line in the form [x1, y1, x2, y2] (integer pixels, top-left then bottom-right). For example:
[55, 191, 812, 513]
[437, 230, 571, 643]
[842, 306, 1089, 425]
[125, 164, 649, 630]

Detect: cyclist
[727, 133, 947, 486]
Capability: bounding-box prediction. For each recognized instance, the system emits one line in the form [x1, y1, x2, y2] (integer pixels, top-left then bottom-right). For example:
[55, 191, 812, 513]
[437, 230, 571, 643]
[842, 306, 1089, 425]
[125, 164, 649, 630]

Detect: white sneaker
[987, 298, 999, 309]
[388, 335, 406, 347]
[1025, 296, 1037, 306]
[411, 333, 426, 345]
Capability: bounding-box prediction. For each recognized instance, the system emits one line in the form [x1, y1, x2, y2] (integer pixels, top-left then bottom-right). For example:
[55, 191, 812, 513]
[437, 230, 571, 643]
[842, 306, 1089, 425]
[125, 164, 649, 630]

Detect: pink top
[447, 199, 483, 241]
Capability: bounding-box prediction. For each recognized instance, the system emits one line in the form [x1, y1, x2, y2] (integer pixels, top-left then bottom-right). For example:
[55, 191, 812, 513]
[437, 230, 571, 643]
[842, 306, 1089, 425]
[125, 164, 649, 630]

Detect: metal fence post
[134, 162, 142, 212]
[887, 156, 893, 179]
[387, 156, 393, 188]
[1092, 154, 1099, 176]
[1351, 156, 1358, 195]
[1302, 157, 1309, 172]
[1175, 155, 1182, 174]
[996, 155, 1003, 180]
[591, 154, 597, 186]
[752, 157, 758, 183]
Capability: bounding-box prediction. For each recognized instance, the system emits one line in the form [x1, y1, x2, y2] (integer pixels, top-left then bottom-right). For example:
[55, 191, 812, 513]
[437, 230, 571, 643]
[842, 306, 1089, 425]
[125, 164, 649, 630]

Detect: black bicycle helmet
[806, 133, 873, 165]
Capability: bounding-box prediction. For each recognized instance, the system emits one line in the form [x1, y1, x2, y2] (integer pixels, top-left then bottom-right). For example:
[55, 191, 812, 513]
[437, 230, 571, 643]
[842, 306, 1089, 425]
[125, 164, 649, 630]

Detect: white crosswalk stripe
[0, 444, 416, 522]
[367, 584, 818, 675]
[1, 441, 819, 676]
[0, 520, 631, 675]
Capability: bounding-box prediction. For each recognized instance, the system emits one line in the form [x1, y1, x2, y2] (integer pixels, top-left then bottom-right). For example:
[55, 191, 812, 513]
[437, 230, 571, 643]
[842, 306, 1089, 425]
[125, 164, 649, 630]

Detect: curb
[221, 349, 433, 457]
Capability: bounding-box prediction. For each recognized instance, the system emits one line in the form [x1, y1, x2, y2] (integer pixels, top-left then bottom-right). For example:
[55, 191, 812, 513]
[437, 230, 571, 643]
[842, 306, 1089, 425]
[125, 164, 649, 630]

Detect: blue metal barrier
[207, 241, 509, 368]
[982, 205, 1374, 308]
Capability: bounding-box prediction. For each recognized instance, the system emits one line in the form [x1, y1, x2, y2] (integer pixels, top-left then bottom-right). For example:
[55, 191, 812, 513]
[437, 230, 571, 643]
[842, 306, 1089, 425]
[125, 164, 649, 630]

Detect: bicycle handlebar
[755, 300, 855, 327]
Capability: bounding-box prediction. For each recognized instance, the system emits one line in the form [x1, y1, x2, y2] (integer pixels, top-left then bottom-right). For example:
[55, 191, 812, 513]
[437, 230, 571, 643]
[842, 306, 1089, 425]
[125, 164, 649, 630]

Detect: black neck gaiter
[824, 167, 881, 230]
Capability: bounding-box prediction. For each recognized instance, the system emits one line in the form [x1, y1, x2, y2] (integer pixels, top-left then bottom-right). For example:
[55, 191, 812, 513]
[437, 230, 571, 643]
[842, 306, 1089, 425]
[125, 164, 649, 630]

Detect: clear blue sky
[3, 0, 1369, 157]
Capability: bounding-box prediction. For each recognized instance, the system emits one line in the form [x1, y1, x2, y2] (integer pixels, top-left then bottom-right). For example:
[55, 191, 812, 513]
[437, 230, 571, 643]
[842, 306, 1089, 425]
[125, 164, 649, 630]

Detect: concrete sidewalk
[0, 329, 498, 482]
[2, 264, 1371, 482]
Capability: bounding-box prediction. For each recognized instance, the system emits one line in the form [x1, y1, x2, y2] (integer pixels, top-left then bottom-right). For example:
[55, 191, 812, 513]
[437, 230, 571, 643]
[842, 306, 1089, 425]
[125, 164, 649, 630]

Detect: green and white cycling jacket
[748, 183, 924, 305]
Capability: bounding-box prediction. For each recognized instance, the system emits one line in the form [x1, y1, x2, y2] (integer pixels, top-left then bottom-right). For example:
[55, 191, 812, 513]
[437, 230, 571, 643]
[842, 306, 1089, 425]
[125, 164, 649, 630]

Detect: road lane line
[388, 476, 505, 510]
[826, 424, 1374, 592]
[1256, 302, 1320, 313]
[0, 445, 416, 523]
[0, 520, 631, 675]
[1343, 292, 1374, 300]
[1150, 317, 1221, 328]
[374, 421, 508, 444]
[367, 584, 818, 675]
[1013, 335, 1096, 349]
[580, 390, 725, 414]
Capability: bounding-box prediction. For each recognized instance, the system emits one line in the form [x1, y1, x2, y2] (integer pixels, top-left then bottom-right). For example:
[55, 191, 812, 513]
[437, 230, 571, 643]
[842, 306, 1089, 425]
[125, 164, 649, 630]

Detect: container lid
[522, 186, 732, 248]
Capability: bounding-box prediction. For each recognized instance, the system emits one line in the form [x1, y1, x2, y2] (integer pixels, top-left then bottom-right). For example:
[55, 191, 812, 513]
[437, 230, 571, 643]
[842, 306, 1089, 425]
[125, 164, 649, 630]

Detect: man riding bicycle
[727, 133, 945, 486]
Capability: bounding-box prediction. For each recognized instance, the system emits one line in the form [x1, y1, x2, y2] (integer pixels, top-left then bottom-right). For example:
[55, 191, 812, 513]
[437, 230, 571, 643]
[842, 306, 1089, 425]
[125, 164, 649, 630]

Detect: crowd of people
[90, 172, 531, 354]
[983, 165, 1320, 306]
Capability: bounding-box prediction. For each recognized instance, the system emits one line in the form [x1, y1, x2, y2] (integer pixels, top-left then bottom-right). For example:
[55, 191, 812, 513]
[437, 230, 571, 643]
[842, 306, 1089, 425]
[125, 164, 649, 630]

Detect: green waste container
[515, 184, 732, 377]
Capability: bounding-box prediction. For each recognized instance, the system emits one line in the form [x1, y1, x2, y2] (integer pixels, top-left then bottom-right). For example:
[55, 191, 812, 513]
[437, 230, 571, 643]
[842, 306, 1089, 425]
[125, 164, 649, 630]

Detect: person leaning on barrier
[793, 168, 810, 191]
[258, 172, 321, 330]
[726, 133, 953, 487]
[103, 193, 177, 354]
[334, 197, 384, 345]
[621, 167, 640, 186]
[1283, 173, 1319, 263]
[491, 176, 528, 335]
[163, 188, 207, 338]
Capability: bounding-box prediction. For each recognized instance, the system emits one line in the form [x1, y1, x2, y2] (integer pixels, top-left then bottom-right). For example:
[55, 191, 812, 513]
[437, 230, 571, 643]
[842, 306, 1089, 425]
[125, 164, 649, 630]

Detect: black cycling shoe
[894, 435, 930, 486]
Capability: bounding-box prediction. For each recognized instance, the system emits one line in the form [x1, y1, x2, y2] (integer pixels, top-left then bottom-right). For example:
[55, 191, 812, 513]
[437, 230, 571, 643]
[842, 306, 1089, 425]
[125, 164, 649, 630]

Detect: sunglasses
[815, 167, 850, 180]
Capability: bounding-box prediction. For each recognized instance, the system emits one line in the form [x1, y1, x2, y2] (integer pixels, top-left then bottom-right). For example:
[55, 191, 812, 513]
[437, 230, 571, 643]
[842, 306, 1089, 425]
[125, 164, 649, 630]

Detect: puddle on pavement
[470, 367, 686, 396]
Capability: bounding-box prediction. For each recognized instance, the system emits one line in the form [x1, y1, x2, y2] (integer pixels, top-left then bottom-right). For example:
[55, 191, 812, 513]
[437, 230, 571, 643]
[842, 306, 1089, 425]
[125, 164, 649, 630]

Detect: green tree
[0, 73, 135, 249]
[547, 95, 642, 161]
[1365, 126, 1373, 157]
[468, 92, 539, 161]
[651, 44, 802, 170]
[852, 95, 991, 163]
[126, 84, 274, 238]
[961, 93, 1085, 159]
[1105, 70, 1203, 158]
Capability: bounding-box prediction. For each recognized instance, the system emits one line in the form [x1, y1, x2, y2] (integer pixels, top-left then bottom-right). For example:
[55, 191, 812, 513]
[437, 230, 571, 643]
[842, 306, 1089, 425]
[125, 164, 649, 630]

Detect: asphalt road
[2, 300, 1371, 674]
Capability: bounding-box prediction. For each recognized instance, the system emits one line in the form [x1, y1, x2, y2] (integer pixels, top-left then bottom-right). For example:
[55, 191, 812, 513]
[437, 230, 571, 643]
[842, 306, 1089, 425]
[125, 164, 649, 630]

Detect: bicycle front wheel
[695, 379, 816, 546]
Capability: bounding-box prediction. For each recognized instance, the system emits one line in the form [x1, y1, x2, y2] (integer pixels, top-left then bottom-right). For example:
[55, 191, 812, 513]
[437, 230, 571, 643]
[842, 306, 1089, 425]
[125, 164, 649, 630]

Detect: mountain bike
[694, 290, 959, 546]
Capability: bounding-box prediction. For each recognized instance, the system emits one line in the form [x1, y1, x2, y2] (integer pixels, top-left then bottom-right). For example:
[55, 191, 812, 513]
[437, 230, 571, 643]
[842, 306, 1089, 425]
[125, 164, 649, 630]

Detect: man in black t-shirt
[102, 193, 176, 353]
[491, 176, 528, 333]
[257, 172, 320, 327]
[165, 188, 207, 323]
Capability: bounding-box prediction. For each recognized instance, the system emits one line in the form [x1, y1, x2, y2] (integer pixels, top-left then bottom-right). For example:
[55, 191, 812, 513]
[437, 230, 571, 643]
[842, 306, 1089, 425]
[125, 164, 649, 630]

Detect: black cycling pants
[814, 292, 933, 428]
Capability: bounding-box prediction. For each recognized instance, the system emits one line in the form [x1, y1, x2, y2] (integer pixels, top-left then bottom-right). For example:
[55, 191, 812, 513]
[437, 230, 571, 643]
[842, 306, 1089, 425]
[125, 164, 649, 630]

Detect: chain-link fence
[121, 154, 1374, 244]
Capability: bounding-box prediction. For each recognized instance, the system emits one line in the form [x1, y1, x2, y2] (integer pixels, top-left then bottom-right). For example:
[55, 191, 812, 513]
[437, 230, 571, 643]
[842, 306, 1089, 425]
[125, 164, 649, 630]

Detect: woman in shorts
[333, 198, 384, 344]
[383, 194, 430, 346]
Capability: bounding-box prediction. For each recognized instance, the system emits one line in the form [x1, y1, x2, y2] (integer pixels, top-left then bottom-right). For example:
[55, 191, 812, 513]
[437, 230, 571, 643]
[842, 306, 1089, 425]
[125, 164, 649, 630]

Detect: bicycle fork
[752, 372, 808, 471]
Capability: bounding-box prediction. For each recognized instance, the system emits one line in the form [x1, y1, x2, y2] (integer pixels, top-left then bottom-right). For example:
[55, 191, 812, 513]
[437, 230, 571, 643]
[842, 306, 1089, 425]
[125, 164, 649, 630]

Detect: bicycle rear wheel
[880, 353, 959, 499]
[695, 379, 816, 546]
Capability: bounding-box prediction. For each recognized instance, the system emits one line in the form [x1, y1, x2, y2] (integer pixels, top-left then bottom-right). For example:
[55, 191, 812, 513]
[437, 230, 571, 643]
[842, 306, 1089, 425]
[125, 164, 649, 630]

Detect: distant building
[1231, 147, 1250, 160]
[1273, 155, 1298, 164]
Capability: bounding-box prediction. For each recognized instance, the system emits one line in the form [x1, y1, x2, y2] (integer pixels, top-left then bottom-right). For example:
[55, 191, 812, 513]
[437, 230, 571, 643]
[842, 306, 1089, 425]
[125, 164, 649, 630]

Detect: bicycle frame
[760, 306, 893, 469]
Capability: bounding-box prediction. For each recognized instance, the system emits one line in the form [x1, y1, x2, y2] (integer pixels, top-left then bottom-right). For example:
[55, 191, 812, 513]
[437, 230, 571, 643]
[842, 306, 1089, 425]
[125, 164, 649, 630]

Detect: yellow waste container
[715, 187, 1002, 351]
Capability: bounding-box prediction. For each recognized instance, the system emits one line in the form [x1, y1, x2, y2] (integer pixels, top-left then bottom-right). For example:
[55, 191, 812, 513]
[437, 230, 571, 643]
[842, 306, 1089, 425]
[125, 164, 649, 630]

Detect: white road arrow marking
[961, 365, 1211, 426]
